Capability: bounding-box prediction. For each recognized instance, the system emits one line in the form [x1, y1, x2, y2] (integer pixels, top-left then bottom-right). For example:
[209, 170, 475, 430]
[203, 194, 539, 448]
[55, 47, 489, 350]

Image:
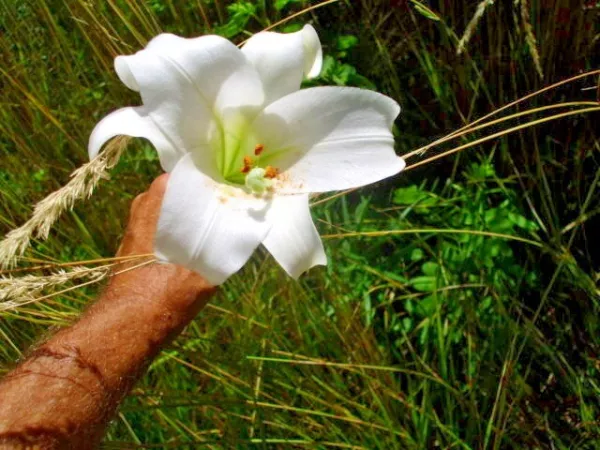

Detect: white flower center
[225, 142, 280, 195]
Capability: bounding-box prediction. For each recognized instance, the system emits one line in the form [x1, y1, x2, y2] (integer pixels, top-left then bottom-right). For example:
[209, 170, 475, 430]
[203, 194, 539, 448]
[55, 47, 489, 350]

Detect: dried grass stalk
[520, 0, 544, 79]
[456, 0, 495, 56]
[0, 137, 129, 268]
[0, 265, 110, 311]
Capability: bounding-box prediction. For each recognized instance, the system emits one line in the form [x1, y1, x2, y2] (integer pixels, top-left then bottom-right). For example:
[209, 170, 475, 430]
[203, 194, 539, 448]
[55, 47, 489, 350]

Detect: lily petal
[88, 106, 182, 172]
[112, 34, 264, 174]
[155, 154, 271, 285]
[263, 194, 326, 279]
[250, 86, 405, 193]
[242, 25, 322, 105]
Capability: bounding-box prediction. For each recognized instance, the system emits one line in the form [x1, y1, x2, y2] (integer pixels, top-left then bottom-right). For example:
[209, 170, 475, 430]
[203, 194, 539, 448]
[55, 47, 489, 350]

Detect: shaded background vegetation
[1, 0, 599, 448]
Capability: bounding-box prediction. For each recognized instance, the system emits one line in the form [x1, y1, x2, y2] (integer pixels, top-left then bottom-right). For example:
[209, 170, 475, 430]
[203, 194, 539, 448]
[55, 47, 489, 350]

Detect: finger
[138, 174, 170, 239]
[145, 174, 169, 220]
[131, 192, 147, 212]
[149, 173, 169, 197]
[117, 174, 169, 258]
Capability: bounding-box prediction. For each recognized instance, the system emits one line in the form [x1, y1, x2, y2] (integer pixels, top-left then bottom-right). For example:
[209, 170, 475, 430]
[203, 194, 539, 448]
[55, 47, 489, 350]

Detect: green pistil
[245, 167, 273, 194]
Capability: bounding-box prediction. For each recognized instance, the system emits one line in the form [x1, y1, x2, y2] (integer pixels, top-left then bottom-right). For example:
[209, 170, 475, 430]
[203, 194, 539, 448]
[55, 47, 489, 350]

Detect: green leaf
[417, 295, 437, 316]
[320, 55, 336, 77]
[215, 2, 257, 38]
[508, 212, 539, 231]
[337, 35, 359, 51]
[274, 0, 302, 11]
[393, 185, 437, 207]
[410, 276, 437, 292]
[410, 248, 425, 262]
[332, 63, 357, 86]
[422, 261, 439, 276]
[467, 162, 496, 180]
[349, 73, 377, 90]
[402, 317, 414, 332]
[485, 209, 514, 232]
[32, 169, 47, 182]
[282, 23, 303, 33]
[480, 296, 493, 310]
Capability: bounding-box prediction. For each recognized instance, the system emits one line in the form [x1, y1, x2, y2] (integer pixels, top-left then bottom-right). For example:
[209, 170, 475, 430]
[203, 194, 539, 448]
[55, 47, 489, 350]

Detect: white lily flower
[88, 25, 405, 285]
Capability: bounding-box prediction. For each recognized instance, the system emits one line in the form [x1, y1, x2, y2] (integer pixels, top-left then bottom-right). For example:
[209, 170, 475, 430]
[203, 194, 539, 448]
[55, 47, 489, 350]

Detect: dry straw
[0, 265, 110, 311]
[520, 0, 544, 79]
[456, 0, 495, 55]
[0, 137, 129, 268]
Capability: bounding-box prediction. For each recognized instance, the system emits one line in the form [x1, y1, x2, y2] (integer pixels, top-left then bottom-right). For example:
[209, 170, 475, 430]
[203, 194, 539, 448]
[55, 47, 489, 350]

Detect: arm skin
[0, 174, 216, 449]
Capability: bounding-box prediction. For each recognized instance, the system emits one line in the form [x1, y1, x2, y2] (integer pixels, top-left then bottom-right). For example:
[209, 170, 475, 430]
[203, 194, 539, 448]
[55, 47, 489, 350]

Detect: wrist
[106, 261, 215, 312]
[46, 262, 215, 390]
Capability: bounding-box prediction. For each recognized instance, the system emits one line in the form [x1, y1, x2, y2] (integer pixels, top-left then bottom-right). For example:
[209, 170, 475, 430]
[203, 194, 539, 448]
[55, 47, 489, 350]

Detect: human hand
[116, 173, 170, 257]
[109, 174, 215, 311]
[0, 175, 216, 449]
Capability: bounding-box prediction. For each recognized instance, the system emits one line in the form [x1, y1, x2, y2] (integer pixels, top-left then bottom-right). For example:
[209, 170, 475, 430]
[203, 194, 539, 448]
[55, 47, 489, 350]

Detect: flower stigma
[245, 167, 273, 194]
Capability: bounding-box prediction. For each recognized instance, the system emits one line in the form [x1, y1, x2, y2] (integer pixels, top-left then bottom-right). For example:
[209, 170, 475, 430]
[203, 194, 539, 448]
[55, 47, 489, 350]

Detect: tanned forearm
[0, 175, 215, 449]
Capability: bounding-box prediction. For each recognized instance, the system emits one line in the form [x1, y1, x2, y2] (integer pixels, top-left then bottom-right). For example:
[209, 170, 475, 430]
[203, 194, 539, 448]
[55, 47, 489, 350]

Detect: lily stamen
[241, 155, 254, 173]
[264, 166, 279, 179]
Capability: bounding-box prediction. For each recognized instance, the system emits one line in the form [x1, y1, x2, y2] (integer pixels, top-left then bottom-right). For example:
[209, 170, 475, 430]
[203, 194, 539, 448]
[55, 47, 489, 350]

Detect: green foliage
[214, 2, 257, 38]
[318, 34, 376, 89]
[329, 161, 541, 342]
[274, 0, 304, 11]
[394, 162, 539, 328]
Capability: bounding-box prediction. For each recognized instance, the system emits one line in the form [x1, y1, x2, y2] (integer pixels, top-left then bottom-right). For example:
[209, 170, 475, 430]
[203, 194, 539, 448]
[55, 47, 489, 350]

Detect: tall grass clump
[1, 0, 599, 448]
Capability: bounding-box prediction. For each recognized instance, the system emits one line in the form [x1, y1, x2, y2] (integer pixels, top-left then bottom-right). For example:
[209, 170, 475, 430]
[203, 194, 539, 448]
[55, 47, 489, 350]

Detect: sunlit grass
[1, 0, 599, 448]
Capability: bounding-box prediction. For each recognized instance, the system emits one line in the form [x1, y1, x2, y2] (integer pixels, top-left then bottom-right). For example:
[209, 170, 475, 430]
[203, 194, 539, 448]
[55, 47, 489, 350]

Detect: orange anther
[254, 144, 264, 156]
[241, 155, 253, 173]
[264, 166, 279, 179]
